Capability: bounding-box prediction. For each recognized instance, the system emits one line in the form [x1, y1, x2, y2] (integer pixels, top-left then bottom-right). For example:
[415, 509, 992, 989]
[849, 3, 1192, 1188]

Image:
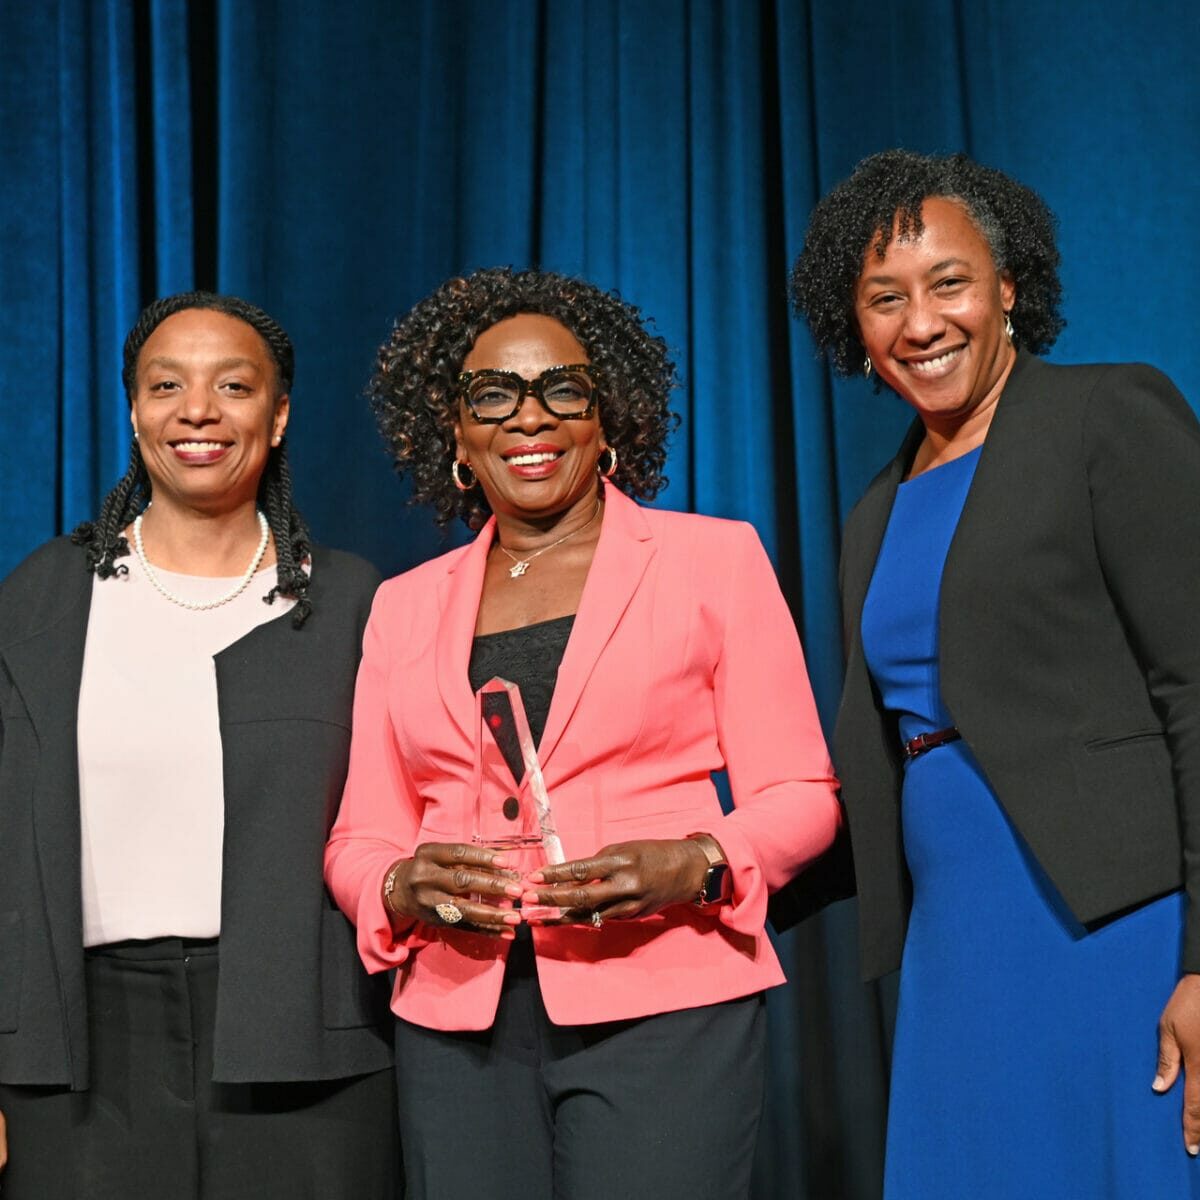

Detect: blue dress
[861, 447, 1199, 1199]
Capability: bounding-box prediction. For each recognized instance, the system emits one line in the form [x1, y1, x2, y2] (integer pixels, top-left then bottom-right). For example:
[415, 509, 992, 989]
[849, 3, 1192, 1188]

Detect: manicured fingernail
[521, 891, 543, 904]
[504, 883, 523, 897]
[491, 854, 510, 867]
[526, 871, 545, 883]
[502, 912, 521, 925]
[500, 930, 516, 941]
[1188, 1143, 1199, 1156]
[1152, 1075, 1167, 1092]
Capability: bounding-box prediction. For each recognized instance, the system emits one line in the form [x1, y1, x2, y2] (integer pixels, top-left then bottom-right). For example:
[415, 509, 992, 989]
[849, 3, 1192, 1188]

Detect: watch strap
[686, 833, 731, 906]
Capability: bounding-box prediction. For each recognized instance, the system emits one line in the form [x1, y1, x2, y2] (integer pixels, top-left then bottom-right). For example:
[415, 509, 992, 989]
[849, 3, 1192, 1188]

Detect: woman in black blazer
[0, 293, 399, 1197]
[787, 150, 1200, 1198]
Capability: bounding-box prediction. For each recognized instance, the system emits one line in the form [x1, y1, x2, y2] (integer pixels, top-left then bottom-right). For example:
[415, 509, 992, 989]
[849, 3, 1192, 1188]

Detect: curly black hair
[370, 267, 678, 529]
[789, 149, 1064, 377]
[71, 291, 314, 627]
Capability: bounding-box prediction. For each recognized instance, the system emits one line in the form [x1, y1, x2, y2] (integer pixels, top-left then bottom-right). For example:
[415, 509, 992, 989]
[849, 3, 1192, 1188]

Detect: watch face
[699, 862, 731, 905]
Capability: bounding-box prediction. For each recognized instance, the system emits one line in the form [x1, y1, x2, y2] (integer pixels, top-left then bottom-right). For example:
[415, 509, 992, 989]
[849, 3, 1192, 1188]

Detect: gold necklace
[495, 499, 602, 579]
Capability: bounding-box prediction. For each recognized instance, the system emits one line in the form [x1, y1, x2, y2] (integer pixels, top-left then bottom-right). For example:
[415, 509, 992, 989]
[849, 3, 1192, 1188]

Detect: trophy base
[471, 834, 543, 849]
[471, 836, 561, 922]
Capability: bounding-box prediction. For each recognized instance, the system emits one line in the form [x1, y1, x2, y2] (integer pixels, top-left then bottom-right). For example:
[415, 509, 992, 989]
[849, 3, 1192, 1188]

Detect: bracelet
[382, 859, 406, 917]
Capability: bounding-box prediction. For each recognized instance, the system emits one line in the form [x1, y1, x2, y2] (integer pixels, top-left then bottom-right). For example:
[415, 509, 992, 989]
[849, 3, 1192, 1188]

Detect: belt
[903, 726, 961, 760]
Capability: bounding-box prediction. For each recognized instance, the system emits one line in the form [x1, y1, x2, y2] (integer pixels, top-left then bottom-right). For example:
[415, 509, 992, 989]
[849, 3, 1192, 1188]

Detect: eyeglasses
[456, 363, 599, 424]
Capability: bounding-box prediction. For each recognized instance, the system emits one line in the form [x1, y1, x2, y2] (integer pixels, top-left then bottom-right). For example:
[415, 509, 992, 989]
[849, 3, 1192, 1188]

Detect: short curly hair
[370, 267, 678, 528]
[789, 149, 1064, 376]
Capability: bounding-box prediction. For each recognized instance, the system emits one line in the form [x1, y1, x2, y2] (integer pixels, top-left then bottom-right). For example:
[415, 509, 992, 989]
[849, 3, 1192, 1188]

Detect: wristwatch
[686, 833, 732, 906]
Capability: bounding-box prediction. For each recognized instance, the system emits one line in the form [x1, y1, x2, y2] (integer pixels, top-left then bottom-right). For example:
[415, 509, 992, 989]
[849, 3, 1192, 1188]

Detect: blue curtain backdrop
[3, 1, 1198, 1195]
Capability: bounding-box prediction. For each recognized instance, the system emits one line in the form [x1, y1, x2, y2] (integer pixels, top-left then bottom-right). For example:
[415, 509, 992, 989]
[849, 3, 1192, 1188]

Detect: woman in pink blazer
[325, 268, 839, 1200]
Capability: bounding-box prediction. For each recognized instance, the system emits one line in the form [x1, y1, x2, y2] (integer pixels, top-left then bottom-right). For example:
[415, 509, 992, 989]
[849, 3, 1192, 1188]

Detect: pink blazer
[325, 484, 840, 1031]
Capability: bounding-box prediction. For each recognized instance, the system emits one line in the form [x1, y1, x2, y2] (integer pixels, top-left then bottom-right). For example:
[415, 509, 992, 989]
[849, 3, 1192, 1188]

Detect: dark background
[3, 1, 1198, 1195]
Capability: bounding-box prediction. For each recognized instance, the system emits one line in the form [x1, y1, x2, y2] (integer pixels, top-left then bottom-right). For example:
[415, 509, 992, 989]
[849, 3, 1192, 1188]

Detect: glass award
[473, 676, 564, 921]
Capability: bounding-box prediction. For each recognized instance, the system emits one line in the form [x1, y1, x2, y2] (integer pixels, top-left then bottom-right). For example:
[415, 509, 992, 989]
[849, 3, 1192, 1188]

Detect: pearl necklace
[495, 499, 602, 579]
[132, 510, 271, 611]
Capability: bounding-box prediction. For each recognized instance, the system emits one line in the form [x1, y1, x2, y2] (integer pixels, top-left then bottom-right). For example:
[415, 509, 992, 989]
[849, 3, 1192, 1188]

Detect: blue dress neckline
[899, 443, 983, 487]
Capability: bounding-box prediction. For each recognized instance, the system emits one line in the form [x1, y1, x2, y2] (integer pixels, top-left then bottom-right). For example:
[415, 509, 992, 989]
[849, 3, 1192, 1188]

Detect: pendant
[508, 560, 530, 578]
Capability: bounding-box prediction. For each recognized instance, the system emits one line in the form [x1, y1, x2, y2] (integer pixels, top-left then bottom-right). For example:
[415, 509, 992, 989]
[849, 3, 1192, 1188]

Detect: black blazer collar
[841, 349, 1043, 629]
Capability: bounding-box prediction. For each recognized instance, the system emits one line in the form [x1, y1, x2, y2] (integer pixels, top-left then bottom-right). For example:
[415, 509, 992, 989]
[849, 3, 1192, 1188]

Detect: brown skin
[0, 310, 293, 1178]
[853, 197, 1016, 478]
[856, 197, 1200, 1153]
[382, 314, 719, 936]
[1155, 975, 1200, 1154]
[129, 308, 290, 574]
[384, 843, 524, 940]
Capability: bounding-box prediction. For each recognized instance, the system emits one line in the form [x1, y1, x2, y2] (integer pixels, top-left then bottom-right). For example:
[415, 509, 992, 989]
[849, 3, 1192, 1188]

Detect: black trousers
[0, 938, 401, 1199]
[394, 936, 766, 1200]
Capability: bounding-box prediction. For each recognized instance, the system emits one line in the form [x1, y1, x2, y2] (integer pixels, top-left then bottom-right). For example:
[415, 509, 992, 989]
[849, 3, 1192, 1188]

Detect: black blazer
[0, 537, 392, 1089]
[774, 352, 1200, 982]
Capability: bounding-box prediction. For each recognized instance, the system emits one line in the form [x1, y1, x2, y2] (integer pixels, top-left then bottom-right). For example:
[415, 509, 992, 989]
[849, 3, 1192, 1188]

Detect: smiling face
[130, 308, 289, 516]
[854, 196, 1017, 430]
[454, 313, 606, 524]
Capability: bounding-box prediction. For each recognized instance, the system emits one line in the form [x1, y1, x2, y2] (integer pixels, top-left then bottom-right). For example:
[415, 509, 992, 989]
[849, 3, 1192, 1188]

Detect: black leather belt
[903, 726, 961, 760]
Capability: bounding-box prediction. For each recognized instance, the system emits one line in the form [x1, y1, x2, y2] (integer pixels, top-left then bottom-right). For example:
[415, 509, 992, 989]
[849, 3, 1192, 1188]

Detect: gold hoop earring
[451, 460, 476, 491]
[863, 355, 873, 379]
[597, 446, 618, 478]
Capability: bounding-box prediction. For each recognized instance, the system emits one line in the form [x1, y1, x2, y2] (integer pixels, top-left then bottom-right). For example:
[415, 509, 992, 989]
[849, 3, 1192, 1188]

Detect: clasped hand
[519, 838, 711, 924]
[385, 838, 712, 937]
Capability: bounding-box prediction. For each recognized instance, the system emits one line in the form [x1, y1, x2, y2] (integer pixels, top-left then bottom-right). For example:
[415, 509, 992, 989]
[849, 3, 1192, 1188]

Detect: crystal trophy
[473, 677, 564, 921]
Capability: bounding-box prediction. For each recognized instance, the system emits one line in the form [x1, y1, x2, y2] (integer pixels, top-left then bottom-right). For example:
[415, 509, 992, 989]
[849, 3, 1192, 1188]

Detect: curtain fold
[4, 2, 1199, 1194]
[147, 0, 195, 297]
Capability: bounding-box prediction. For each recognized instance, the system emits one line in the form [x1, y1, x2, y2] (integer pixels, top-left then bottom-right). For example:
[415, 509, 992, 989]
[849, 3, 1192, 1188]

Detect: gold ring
[435, 902, 465, 924]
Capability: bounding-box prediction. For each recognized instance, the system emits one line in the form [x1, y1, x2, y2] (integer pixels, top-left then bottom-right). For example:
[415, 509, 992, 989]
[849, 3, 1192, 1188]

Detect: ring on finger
[590, 910, 603, 930]
[435, 902, 465, 925]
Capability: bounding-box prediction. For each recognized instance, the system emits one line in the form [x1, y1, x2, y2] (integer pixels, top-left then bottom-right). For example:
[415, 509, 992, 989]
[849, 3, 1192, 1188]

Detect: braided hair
[71, 291, 314, 628]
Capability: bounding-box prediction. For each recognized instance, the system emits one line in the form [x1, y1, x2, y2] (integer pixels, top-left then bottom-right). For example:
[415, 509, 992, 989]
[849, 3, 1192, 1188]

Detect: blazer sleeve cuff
[701, 823, 770, 936]
[705, 791, 843, 936]
[333, 850, 434, 973]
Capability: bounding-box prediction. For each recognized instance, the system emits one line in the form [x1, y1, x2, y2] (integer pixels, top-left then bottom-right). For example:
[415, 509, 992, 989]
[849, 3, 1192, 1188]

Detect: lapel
[537, 485, 654, 767]
[2, 552, 92, 747]
[841, 421, 923, 642]
[0, 546, 93, 1038]
[434, 523, 494, 747]
[843, 351, 1042, 645]
[431, 483, 656, 770]
[941, 350, 1041, 590]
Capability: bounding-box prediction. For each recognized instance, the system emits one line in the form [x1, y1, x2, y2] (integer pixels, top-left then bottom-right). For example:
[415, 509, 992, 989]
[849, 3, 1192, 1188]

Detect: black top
[468, 614, 575, 748]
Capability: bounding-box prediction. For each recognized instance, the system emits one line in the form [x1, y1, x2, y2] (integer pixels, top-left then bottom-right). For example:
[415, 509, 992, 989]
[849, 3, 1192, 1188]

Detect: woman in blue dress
[786, 149, 1200, 1197]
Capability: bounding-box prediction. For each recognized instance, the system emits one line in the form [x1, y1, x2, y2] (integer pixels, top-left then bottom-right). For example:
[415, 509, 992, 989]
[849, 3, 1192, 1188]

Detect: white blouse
[77, 555, 294, 947]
